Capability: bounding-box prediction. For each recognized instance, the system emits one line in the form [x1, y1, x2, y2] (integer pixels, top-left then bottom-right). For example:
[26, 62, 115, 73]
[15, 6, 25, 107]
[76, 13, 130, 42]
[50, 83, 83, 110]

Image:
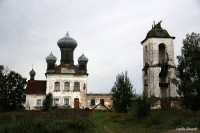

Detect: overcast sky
[0, 0, 200, 94]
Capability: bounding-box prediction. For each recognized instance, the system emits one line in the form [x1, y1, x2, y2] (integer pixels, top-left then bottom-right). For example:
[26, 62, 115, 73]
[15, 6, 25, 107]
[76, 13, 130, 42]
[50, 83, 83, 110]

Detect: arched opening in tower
[159, 43, 166, 64]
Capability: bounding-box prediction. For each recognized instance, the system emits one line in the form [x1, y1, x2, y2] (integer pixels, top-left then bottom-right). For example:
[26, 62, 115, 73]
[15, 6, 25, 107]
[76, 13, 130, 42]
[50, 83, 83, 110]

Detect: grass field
[92, 109, 200, 133]
[0, 109, 199, 133]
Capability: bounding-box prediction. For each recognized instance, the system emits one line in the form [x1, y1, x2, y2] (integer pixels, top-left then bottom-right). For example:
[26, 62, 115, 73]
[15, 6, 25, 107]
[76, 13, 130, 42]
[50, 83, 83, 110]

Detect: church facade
[25, 32, 113, 110]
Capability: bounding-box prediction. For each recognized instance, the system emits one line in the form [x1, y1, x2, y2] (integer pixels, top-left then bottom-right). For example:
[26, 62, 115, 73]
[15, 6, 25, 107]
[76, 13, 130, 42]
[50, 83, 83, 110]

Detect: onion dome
[141, 21, 175, 43]
[29, 68, 36, 76]
[46, 52, 57, 63]
[78, 53, 88, 62]
[57, 32, 77, 49]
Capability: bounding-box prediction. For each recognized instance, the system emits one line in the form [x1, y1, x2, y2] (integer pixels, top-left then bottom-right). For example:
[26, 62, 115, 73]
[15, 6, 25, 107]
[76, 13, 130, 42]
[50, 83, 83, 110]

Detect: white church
[25, 21, 178, 110]
[25, 32, 90, 109]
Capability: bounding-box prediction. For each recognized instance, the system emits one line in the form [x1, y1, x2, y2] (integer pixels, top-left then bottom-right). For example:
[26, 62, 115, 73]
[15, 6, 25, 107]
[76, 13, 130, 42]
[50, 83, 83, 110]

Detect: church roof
[141, 21, 175, 43]
[78, 53, 88, 62]
[46, 52, 57, 63]
[57, 32, 77, 49]
[29, 68, 36, 75]
[25, 80, 46, 94]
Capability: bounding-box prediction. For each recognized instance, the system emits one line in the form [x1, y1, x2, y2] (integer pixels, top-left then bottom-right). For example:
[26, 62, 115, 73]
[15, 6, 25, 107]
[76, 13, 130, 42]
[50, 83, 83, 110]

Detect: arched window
[54, 82, 60, 91]
[74, 82, 80, 91]
[159, 44, 166, 64]
[64, 82, 70, 91]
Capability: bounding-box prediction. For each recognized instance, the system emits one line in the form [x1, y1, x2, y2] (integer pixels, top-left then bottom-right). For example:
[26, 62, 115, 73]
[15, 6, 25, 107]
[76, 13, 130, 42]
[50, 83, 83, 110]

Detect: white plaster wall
[142, 38, 177, 98]
[25, 94, 45, 110]
[143, 38, 175, 66]
[46, 74, 88, 108]
[169, 68, 177, 97]
[148, 67, 160, 97]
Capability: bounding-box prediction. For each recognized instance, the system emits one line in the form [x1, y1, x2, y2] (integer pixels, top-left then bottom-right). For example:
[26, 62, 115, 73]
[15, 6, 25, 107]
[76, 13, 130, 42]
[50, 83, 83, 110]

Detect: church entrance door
[74, 98, 79, 108]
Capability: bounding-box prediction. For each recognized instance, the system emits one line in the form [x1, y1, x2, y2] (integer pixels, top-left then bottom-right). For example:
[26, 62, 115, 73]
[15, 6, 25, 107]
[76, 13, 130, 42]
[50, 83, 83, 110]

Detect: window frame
[91, 99, 95, 106]
[54, 98, 59, 106]
[74, 82, 80, 91]
[36, 99, 42, 106]
[64, 82, 70, 91]
[54, 82, 60, 91]
[63, 97, 70, 106]
[100, 99, 104, 105]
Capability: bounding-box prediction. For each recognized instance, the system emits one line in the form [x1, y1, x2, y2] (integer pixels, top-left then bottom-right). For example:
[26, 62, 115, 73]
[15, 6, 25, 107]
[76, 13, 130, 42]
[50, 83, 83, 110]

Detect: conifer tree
[111, 71, 133, 113]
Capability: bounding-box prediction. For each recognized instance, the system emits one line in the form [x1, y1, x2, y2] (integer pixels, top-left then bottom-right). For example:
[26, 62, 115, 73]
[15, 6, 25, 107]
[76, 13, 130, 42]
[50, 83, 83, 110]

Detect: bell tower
[141, 21, 177, 98]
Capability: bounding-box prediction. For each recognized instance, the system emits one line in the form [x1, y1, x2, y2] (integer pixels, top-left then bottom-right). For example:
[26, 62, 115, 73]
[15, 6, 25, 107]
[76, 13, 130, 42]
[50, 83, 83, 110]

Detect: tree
[177, 32, 200, 110]
[43, 93, 53, 111]
[111, 71, 133, 113]
[0, 65, 27, 111]
[136, 88, 156, 118]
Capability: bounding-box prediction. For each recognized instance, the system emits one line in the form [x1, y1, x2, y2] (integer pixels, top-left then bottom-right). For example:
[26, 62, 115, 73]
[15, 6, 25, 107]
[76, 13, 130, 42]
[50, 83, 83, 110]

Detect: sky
[0, 0, 200, 94]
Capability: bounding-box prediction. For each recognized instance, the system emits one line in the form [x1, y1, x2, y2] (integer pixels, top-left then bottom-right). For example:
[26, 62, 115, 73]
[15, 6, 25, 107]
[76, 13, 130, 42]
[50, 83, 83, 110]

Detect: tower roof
[141, 21, 175, 43]
[57, 32, 77, 49]
[78, 53, 88, 62]
[46, 52, 57, 63]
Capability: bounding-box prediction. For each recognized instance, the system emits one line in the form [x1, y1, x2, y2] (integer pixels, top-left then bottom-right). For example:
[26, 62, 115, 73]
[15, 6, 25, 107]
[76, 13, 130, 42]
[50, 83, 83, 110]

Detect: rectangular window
[55, 82, 60, 90]
[64, 82, 70, 91]
[36, 99, 42, 106]
[91, 99, 95, 106]
[74, 82, 80, 91]
[100, 99, 104, 105]
[64, 98, 69, 106]
[54, 98, 59, 106]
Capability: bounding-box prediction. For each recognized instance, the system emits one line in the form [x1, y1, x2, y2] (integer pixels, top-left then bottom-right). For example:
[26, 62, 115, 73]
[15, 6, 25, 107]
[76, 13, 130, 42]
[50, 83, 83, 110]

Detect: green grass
[92, 109, 200, 133]
[0, 109, 97, 133]
[0, 109, 199, 133]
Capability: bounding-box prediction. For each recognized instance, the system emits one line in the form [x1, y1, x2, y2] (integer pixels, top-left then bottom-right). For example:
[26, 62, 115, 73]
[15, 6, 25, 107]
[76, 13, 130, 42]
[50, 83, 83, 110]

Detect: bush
[43, 93, 53, 111]
[0, 109, 96, 133]
[136, 89, 157, 118]
[84, 107, 90, 112]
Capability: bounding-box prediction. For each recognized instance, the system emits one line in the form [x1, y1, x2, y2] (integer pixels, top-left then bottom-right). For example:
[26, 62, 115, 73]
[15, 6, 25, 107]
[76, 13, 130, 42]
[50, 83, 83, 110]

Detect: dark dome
[29, 69, 36, 75]
[78, 53, 88, 62]
[141, 21, 175, 43]
[46, 52, 57, 63]
[146, 29, 171, 38]
[57, 32, 77, 49]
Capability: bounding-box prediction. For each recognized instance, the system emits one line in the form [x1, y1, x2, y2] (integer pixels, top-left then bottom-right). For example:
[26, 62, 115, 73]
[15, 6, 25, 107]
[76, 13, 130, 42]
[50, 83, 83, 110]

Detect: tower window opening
[160, 76, 167, 83]
[161, 87, 167, 98]
[65, 53, 69, 59]
[159, 44, 166, 64]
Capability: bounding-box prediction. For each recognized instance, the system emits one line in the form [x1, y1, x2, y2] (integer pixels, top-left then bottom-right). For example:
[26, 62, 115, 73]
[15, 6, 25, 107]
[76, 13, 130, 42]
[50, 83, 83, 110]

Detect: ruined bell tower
[141, 21, 177, 98]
